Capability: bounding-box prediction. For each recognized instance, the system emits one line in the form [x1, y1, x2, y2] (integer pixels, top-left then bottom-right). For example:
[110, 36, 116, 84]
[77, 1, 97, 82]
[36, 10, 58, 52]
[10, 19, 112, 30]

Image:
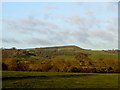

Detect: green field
[2, 71, 119, 88]
[81, 49, 118, 61]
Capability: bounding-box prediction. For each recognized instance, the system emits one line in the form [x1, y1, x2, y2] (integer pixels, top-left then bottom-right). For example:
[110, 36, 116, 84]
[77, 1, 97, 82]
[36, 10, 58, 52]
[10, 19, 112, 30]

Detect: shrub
[70, 67, 80, 72]
[17, 61, 29, 71]
[28, 63, 43, 71]
[75, 52, 91, 66]
[50, 58, 65, 72]
[4, 58, 18, 71]
[2, 62, 8, 70]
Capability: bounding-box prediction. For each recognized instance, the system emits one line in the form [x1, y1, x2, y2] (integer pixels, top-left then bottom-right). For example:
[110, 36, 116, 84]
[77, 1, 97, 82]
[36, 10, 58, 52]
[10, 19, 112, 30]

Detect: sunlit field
[2, 71, 119, 88]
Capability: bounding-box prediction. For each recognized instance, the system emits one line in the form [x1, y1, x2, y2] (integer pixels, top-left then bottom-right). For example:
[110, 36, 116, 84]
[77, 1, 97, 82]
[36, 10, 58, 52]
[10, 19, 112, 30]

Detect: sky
[1, 2, 118, 50]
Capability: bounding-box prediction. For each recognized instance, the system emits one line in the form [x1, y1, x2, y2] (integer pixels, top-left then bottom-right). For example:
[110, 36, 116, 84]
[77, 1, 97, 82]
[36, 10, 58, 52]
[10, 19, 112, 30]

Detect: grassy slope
[83, 50, 118, 61]
[54, 55, 75, 59]
[53, 49, 118, 61]
[2, 71, 119, 88]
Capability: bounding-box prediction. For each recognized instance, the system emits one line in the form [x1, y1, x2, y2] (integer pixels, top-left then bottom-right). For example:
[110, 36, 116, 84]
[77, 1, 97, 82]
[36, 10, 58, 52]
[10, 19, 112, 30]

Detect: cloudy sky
[2, 2, 118, 50]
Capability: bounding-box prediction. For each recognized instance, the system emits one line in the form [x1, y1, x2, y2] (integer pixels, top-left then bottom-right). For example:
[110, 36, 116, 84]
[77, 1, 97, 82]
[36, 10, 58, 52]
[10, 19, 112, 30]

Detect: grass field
[2, 71, 119, 88]
[81, 49, 118, 61]
[52, 49, 118, 61]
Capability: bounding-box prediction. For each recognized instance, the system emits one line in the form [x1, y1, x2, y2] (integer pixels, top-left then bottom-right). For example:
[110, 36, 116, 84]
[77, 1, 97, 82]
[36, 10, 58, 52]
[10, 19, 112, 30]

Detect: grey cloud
[73, 30, 89, 42]
[90, 30, 115, 42]
[3, 12, 118, 49]
[107, 24, 117, 32]
[72, 29, 94, 47]
[3, 17, 59, 35]
[2, 38, 21, 44]
[25, 37, 66, 46]
[91, 42, 116, 50]
[58, 12, 117, 44]
[26, 38, 53, 45]
[59, 14, 99, 31]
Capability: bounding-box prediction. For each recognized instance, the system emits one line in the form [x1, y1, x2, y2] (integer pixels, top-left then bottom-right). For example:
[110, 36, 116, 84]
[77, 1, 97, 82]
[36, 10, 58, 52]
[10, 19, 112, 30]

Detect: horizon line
[1, 45, 119, 50]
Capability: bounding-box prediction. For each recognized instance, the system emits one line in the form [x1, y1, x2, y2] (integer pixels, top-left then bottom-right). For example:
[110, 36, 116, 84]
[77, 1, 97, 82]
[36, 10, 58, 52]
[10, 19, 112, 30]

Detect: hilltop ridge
[35, 45, 83, 49]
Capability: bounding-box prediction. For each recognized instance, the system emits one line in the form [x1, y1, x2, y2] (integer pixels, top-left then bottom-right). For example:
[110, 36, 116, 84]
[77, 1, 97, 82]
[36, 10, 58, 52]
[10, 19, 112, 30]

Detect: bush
[49, 58, 81, 72]
[50, 58, 65, 72]
[2, 62, 8, 70]
[70, 67, 80, 72]
[4, 58, 18, 71]
[75, 52, 91, 66]
[17, 61, 29, 71]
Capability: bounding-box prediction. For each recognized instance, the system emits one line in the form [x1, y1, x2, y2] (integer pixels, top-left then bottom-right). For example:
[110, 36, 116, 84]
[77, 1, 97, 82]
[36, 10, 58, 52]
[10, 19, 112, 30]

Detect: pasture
[2, 71, 119, 88]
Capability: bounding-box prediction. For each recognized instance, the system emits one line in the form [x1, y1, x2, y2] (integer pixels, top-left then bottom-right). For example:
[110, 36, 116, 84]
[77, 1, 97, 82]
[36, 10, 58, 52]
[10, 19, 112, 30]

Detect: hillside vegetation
[2, 45, 120, 73]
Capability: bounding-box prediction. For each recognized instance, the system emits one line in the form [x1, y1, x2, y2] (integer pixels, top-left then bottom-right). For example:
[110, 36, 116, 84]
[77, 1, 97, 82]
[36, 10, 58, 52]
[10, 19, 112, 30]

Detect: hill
[2, 45, 83, 59]
[36, 45, 82, 49]
[2, 45, 119, 73]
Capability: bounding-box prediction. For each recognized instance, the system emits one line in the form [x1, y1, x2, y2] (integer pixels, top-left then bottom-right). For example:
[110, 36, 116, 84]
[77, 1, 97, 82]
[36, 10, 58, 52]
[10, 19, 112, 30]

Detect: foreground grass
[2, 71, 119, 88]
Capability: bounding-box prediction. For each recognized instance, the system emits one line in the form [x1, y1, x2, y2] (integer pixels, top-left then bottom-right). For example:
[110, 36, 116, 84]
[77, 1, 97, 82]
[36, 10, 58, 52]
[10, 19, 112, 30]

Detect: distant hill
[2, 45, 119, 73]
[2, 45, 82, 59]
[34, 45, 83, 50]
[2, 45, 118, 60]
